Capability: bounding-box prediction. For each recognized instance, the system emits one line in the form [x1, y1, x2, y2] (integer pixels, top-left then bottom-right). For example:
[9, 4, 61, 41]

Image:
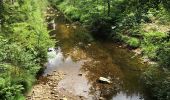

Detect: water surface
[44, 8, 152, 100]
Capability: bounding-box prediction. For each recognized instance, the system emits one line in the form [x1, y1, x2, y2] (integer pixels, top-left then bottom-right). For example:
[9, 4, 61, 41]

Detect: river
[43, 8, 152, 100]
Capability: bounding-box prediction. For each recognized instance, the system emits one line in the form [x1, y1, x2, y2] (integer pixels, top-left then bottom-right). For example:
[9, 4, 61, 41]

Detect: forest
[0, 0, 170, 100]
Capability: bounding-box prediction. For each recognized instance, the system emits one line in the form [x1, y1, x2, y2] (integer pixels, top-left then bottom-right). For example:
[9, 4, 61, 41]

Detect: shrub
[0, 0, 53, 99]
[127, 37, 140, 48]
[157, 42, 170, 69]
[121, 35, 140, 48]
[141, 32, 168, 60]
[142, 44, 158, 60]
[143, 66, 170, 100]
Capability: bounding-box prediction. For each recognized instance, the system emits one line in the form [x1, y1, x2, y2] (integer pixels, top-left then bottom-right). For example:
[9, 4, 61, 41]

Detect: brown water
[44, 8, 152, 100]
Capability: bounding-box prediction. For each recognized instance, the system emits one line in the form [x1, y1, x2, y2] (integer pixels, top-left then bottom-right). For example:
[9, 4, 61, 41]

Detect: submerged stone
[60, 97, 67, 100]
[78, 73, 83, 76]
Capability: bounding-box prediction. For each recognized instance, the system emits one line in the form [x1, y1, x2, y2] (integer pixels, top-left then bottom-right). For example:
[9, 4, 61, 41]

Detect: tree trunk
[0, 0, 4, 26]
[107, 0, 110, 16]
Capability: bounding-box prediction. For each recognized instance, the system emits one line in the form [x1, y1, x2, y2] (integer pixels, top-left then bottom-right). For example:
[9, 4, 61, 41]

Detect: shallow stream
[44, 8, 152, 100]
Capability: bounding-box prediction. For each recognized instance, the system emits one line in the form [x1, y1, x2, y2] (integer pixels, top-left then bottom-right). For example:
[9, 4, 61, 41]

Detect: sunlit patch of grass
[141, 22, 170, 33]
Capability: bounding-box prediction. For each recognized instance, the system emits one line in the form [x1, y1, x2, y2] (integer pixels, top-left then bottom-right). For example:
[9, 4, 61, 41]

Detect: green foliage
[141, 32, 168, 60]
[0, 73, 24, 100]
[58, 3, 81, 21]
[140, 3, 170, 99]
[143, 66, 170, 100]
[53, 0, 116, 38]
[143, 66, 162, 85]
[142, 44, 158, 60]
[157, 42, 170, 69]
[126, 37, 140, 48]
[0, 0, 53, 99]
[52, 0, 169, 39]
[141, 31, 170, 100]
[120, 35, 140, 48]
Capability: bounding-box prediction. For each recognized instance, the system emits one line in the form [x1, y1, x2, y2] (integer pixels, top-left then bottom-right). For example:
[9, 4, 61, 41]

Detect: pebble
[99, 97, 105, 100]
[88, 44, 91, 46]
[60, 97, 67, 100]
[78, 73, 83, 76]
[55, 95, 59, 97]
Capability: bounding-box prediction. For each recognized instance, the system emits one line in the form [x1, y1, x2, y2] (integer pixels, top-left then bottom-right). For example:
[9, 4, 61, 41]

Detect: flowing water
[44, 8, 152, 100]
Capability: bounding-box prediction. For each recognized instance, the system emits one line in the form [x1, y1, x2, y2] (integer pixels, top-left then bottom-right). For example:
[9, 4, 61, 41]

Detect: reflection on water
[112, 91, 144, 100]
[44, 47, 64, 76]
[44, 47, 92, 98]
[44, 9, 152, 100]
[44, 45, 150, 100]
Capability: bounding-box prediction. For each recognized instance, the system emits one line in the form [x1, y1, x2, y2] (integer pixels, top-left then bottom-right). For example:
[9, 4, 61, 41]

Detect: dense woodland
[0, 0, 170, 100]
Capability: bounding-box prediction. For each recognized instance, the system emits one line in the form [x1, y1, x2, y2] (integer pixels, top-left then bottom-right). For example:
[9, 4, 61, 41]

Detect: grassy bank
[0, 0, 53, 99]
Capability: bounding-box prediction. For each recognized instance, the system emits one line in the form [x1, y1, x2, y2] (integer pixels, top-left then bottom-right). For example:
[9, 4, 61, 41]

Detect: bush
[141, 32, 168, 60]
[0, 0, 53, 99]
[142, 44, 158, 60]
[127, 37, 140, 48]
[0, 75, 24, 100]
[121, 35, 140, 48]
[157, 42, 170, 69]
[143, 66, 170, 100]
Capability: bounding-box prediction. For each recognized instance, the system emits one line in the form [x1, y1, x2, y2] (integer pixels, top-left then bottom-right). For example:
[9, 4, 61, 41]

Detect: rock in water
[98, 77, 111, 84]
[99, 97, 105, 100]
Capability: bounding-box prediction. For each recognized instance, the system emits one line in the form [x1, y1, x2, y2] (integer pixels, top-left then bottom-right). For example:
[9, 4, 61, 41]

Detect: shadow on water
[44, 8, 153, 100]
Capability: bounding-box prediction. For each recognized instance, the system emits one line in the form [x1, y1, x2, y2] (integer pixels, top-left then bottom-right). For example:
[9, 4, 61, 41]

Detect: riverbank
[0, 1, 53, 99]
[27, 71, 84, 100]
[27, 71, 64, 100]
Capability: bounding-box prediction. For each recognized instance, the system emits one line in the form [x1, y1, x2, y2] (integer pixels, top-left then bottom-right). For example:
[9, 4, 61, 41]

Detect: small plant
[121, 35, 140, 48]
[126, 37, 140, 48]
